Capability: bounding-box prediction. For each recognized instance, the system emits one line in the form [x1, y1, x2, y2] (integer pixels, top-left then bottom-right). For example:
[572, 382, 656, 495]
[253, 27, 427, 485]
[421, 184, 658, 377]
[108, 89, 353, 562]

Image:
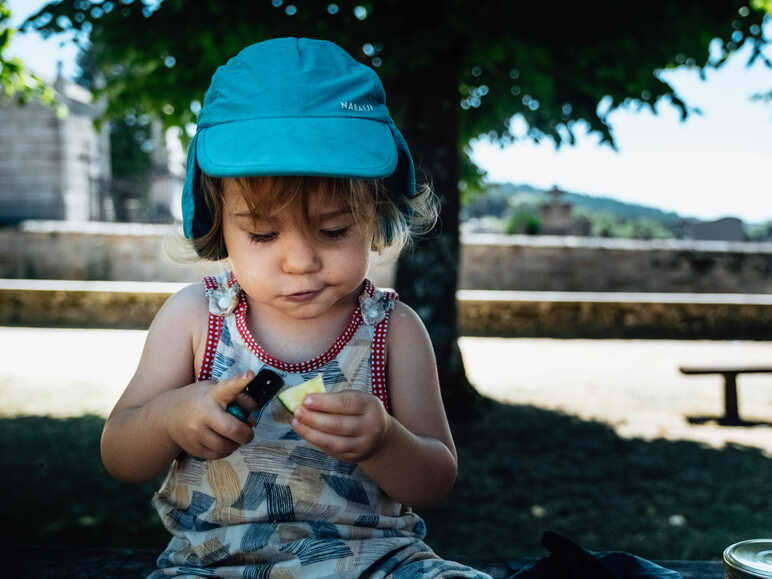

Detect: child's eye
[320, 226, 350, 240]
[249, 232, 277, 243]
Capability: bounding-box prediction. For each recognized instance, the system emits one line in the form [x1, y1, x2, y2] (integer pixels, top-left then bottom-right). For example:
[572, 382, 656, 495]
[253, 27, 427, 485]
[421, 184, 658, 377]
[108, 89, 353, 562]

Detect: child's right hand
[165, 371, 258, 460]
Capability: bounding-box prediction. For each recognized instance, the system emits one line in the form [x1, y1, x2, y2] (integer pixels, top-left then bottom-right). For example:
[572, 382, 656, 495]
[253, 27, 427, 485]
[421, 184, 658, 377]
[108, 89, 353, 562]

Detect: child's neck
[243, 291, 359, 364]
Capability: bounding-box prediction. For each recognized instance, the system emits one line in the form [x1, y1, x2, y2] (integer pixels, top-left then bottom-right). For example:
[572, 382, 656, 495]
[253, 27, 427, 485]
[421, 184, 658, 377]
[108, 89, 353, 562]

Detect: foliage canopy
[21, 1, 770, 186]
[0, 0, 57, 106]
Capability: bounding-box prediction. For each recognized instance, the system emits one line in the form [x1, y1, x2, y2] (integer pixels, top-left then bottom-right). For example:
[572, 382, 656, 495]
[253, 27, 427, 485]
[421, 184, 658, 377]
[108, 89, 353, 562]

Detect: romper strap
[370, 290, 397, 413]
[198, 275, 225, 382]
[198, 313, 223, 382]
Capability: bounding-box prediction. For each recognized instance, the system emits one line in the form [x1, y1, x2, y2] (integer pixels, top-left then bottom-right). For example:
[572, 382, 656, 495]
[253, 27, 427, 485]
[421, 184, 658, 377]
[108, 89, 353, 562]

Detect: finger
[198, 428, 241, 458]
[211, 411, 255, 446]
[294, 407, 361, 436]
[209, 371, 255, 407]
[291, 419, 361, 458]
[195, 444, 231, 461]
[302, 390, 366, 415]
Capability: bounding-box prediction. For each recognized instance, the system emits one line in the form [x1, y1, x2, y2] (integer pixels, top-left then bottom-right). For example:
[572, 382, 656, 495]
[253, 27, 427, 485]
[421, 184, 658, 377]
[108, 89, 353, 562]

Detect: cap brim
[196, 116, 398, 179]
[183, 116, 416, 240]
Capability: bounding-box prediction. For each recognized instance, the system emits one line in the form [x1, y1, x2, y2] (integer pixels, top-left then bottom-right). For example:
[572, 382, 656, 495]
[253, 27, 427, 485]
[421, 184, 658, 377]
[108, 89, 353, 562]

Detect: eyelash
[321, 226, 350, 240]
[248, 232, 277, 243]
[247, 227, 350, 244]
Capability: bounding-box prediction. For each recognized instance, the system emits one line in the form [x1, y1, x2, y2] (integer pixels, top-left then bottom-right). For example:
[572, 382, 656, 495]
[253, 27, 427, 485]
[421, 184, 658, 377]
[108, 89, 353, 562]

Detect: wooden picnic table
[679, 365, 772, 425]
[3, 545, 725, 578]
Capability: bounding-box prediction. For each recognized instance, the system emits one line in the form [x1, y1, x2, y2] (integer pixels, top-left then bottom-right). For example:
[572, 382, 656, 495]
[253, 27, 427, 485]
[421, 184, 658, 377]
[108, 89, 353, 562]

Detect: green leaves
[0, 0, 60, 109]
[20, 1, 770, 152]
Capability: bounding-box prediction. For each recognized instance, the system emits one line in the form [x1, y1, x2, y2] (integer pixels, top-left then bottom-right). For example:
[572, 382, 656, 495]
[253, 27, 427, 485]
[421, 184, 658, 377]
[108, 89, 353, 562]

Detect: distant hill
[463, 182, 772, 240]
[484, 182, 686, 224]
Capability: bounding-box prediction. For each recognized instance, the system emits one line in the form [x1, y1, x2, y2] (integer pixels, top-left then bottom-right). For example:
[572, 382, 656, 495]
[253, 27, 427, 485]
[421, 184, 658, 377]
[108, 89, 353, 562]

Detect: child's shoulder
[387, 300, 430, 342]
[167, 281, 210, 312]
[152, 282, 210, 333]
[138, 282, 210, 375]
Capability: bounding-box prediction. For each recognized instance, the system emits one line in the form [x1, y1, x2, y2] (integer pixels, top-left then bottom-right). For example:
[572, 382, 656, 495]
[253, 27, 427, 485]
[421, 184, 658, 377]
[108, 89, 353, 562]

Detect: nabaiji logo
[340, 101, 375, 112]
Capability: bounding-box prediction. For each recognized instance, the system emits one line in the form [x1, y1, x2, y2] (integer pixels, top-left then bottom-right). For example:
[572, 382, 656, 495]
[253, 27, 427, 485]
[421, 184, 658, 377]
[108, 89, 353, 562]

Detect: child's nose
[280, 234, 321, 274]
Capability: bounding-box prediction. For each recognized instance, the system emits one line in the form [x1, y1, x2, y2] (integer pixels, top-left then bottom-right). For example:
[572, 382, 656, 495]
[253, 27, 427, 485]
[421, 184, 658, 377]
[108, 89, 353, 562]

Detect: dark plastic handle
[226, 368, 284, 422]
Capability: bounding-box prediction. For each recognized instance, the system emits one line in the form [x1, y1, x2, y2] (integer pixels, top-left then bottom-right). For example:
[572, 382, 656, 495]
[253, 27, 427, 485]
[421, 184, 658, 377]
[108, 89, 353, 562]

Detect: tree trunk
[391, 51, 485, 423]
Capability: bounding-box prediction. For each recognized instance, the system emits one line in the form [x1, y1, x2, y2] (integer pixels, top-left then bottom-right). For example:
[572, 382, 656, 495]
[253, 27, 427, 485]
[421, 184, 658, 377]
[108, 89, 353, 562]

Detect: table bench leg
[721, 372, 741, 425]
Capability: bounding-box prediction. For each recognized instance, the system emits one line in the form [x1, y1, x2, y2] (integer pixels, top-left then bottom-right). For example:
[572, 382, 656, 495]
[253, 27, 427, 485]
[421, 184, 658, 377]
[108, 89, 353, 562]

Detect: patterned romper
[150, 272, 491, 578]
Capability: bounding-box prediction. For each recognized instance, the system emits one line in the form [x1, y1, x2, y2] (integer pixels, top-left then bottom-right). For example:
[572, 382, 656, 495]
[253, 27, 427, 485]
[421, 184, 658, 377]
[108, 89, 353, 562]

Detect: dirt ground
[2, 327, 770, 456]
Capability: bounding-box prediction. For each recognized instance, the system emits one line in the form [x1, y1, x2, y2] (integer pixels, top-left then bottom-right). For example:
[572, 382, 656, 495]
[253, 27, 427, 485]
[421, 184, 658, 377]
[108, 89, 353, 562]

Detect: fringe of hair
[176, 173, 439, 262]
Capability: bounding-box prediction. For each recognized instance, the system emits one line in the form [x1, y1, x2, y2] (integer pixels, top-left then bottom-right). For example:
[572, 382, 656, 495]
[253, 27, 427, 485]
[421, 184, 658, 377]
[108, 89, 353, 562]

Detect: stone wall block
[1, 229, 771, 296]
[4, 282, 770, 338]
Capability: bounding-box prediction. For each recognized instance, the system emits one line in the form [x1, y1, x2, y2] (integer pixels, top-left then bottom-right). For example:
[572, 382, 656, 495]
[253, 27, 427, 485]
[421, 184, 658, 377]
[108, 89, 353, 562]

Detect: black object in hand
[226, 369, 284, 422]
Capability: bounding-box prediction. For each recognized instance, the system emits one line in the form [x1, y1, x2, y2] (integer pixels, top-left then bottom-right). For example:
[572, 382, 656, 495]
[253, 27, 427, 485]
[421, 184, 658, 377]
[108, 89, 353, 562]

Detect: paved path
[2, 327, 770, 455]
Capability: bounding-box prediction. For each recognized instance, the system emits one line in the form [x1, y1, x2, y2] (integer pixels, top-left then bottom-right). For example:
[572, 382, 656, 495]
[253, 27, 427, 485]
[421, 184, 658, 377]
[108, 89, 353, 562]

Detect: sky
[6, 1, 772, 223]
[470, 33, 772, 224]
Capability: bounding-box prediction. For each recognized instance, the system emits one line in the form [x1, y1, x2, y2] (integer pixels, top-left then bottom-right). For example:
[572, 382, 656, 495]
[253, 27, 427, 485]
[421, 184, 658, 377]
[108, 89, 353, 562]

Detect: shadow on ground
[0, 415, 167, 549]
[1, 404, 769, 561]
[685, 414, 772, 427]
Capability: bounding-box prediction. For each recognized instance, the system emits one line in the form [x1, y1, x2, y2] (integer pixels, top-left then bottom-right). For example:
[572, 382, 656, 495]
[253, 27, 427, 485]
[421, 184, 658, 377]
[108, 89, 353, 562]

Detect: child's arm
[100, 284, 257, 483]
[291, 302, 457, 508]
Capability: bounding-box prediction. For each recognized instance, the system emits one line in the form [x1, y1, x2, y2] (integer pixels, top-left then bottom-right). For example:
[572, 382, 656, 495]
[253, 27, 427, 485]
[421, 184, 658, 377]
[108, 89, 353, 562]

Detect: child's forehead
[222, 177, 351, 217]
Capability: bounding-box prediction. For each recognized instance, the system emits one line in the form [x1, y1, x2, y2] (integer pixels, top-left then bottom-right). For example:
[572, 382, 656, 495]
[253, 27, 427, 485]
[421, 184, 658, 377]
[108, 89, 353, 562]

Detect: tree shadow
[0, 415, 167, 549]
[0, 408, 769, 563]
[685, 414, 772, 427]
[425, 399, 771, 562]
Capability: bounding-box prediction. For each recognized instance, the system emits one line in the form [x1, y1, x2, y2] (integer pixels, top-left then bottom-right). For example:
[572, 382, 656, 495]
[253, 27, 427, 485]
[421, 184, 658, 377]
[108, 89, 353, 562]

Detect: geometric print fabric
[149, 272, 490, 578]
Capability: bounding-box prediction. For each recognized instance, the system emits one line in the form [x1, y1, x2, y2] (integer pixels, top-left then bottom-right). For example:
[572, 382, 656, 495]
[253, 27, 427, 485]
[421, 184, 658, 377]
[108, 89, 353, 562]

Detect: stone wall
[0, 82, 110, 224]
[0, 221, 396, 288]
[457, 290, 772, 339]
[0, 101, 64, 222]
[2, 280, 770, 339]
[0, 222, 211, 281]
[1, 225, 771, 295]
[460, 234, 772, 293]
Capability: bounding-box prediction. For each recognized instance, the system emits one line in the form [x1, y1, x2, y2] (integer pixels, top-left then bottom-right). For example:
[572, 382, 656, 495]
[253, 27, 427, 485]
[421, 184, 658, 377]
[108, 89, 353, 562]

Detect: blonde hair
[192, 173, 438, 261]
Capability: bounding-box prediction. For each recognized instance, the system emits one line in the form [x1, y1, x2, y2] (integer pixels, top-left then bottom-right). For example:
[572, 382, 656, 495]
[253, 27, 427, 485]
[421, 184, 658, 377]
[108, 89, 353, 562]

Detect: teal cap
[182, 37, 416, 239]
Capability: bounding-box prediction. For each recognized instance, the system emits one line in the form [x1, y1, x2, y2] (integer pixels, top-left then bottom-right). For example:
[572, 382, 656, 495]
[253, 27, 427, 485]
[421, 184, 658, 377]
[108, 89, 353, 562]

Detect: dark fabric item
[510, 532, 682, 579]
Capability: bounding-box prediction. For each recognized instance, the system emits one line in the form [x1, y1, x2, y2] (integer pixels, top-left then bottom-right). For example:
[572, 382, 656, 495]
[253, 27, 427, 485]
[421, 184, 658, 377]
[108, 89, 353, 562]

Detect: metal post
[722, 372, 740, 425]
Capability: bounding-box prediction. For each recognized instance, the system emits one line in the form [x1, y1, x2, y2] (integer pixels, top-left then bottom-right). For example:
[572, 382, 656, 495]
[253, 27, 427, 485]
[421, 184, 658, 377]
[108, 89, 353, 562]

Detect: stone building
[0, 71, 112, 225]
[539, 185, 592, 235]
[686, 217, 747, 242]
[540, 186, 572, 234]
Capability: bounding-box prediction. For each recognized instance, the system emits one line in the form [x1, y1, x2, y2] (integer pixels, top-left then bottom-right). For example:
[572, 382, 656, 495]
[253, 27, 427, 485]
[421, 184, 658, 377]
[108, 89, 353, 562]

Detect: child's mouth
[284, 289, 322, 302]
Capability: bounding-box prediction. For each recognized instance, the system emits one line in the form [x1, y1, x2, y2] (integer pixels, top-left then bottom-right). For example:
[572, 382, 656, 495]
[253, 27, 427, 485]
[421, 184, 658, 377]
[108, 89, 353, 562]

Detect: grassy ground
[425, 401, 770, 561]
[2, 402, 769, 561]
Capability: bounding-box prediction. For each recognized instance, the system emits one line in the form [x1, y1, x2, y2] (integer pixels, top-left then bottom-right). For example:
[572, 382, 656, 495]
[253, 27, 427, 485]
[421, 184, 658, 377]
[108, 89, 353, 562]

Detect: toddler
[101, 37, 491, 578]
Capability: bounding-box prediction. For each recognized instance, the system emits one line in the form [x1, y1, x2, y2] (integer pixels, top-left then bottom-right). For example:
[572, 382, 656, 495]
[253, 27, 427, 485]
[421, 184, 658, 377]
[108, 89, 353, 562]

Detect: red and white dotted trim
[198, 276, 224, 381]
[233, 280, 376, 374]
[202, 275, 219, 292]
[371, 290, 397, 413]
[203, 271, 239, 291]
[199, 276, 396, 411]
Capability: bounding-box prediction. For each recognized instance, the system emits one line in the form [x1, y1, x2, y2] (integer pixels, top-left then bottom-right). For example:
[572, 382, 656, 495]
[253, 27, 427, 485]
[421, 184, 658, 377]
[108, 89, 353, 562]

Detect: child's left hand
[290, 390, 392, 463]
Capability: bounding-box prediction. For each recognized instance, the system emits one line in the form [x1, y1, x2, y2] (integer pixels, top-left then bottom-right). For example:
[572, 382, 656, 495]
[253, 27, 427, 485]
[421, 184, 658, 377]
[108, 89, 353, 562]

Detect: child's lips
[284, 288, 322, 302]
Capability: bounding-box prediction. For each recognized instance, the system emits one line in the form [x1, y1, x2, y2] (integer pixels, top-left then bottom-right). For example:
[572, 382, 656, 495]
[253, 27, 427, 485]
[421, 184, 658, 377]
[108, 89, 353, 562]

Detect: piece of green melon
[278, 374, 326, 413]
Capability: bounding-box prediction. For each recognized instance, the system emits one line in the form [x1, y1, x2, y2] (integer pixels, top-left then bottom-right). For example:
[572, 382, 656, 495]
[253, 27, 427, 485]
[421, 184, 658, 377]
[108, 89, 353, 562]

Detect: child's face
[221, 178, 373, 321]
